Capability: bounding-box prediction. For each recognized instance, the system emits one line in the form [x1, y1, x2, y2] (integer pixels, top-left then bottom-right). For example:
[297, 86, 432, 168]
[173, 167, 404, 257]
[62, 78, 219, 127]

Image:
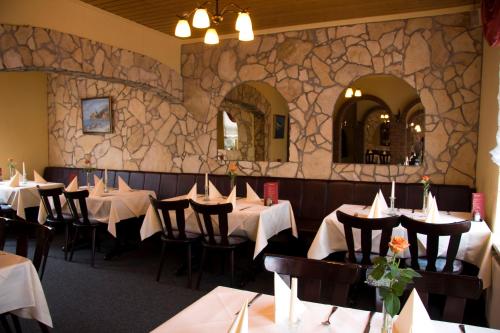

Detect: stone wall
[182, 13, 482, 186]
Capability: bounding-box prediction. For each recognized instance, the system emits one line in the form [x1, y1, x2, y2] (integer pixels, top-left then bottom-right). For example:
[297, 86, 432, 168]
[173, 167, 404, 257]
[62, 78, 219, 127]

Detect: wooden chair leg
[156, 242, 167, 282]
[196, 247, 207, 290]
[91, 228, 97, 267]
[0, 314, 12, 333]
[69, 228, 79, 262]
[230, 249, 235, 287]
[187, 244, 192, 288]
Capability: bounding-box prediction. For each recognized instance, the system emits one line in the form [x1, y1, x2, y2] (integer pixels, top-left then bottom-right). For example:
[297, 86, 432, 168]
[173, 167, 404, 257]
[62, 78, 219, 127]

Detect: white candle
[22, 162, 26, 175]
[391, 180, 395, 198]
[104, 168, 108, 185]
[289, 277, 298, 323]
[205, 173, 208, 189]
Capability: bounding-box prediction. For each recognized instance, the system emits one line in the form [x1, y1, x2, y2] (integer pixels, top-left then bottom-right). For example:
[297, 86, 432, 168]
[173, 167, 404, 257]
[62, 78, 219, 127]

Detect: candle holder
[204, 185, 209, 201]
[388, 196, 397, 216]
[21, 172, 27, 185]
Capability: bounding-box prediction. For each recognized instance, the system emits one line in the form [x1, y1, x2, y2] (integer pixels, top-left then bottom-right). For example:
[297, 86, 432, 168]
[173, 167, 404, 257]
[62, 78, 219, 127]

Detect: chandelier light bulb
[235, 12, 252, 32]
[345, 88, 354, 98]
[204, 28, 219, 44]
[238, 27, 254, 41]
[174, 19, 191, 38]
[192, 8, 210, 28]
[354, 89, 362, 97]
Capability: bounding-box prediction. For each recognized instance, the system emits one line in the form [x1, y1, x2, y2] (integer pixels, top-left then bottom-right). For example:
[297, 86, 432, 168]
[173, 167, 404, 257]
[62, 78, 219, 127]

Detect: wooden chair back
[264, 254, 361, 306]
[63, 190, 91, 225]
[37, 185, 65, 221]
[365, 151, 375, 164]
[336, 210, 400, 265]
[149, 195, 190, 240]
[413, 271, 482, 323]
[400, 215, 471, 272]
[379, 152, 391, 164]
[189, 199, 233, 246]
[0, 217, 54, 279]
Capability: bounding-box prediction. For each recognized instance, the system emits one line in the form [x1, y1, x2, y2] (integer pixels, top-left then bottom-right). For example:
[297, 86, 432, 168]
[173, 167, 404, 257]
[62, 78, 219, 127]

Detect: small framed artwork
[81, 97, 112, 134]
[274, 115, 286, 139]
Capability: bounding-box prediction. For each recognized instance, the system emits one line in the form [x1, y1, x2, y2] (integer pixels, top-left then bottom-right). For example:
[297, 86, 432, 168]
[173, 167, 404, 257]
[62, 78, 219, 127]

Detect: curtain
[482, 0, 500, 47]
[490, 69, 500, 165]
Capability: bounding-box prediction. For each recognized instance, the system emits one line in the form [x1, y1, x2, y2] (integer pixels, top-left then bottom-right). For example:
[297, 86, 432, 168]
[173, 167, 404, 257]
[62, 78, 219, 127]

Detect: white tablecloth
[151, 286, 498, 333]
[38, 189, 155, 237]
[0, 181, 64, 219]
[307, 204, 493, 288]
[0, 251, 52, 327]
[140, 195, 297, 258]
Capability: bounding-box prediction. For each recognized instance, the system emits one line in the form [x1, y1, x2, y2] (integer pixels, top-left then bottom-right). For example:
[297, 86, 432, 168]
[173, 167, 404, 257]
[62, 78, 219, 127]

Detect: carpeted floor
[3, 225, 489, 332]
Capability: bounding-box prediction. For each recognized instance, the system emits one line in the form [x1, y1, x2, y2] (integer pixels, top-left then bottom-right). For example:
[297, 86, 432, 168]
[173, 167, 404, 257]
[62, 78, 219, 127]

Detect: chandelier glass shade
[174, 1, 254, 44]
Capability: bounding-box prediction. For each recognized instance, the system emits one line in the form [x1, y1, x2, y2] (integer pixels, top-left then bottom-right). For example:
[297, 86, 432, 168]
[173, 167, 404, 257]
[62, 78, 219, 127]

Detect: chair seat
[0, 204, 14, 212]
[161, 230, 201, 242]
[45, 213, 74, 225]
[73, 219, 102, 228]
[405, 257, 464, 274]
[202, 235, 248, 247]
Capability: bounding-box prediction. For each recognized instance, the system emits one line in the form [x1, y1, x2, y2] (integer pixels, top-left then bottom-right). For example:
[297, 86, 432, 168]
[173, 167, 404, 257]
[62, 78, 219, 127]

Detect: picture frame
[81, 97, 112, 134]
[274, 115, 286, 139]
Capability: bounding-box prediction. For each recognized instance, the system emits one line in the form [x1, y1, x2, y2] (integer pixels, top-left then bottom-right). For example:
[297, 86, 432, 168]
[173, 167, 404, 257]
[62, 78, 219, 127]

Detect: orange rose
[421, 175, 430, 182]
[229, 162, 238, 173]
[389, 236, 409, 254]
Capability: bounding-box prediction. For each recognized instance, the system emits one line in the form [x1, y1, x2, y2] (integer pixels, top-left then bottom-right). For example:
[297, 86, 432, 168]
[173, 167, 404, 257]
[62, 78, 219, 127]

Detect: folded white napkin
[246, 183, 260, 201]
[90, 179, 105, 197]
[7, 172, 20, 187]
[93, 175, 102, 186]
[118, 176, 132, 192]
[185, 183, 197, 200]
[274, 273, 306, 324]
[394, 289, 434, 333]
[66, 176, 79, 192]
[368, 191, 388, 218]
[226, 186, 237, 210]
[426, 195, 441, 223]
[227, 299, 248, 333]
[34, 170, 47, 183]
[209, 181, 222, 199]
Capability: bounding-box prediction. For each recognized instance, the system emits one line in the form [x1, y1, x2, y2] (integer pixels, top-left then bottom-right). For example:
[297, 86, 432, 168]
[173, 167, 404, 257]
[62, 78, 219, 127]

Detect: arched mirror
[333, 75, 425, 165]
[217, 82, 289, 162]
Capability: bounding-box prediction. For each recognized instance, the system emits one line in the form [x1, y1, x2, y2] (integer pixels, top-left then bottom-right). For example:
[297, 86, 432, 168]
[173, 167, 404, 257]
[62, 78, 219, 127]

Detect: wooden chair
[37, 186, 74, 260]
[365, 150, 375, 164]
[0, 218, 53, 333]
[263, 254, 361, 306]
[413, 271, 482, 323]
[149, 195, 201, 287]
[336, 210, 400, 266]
[400, 215, 471, 273]
[379, 152, 391, 164]
[189, 199, 248, 289]
[63, 190, 104, 267]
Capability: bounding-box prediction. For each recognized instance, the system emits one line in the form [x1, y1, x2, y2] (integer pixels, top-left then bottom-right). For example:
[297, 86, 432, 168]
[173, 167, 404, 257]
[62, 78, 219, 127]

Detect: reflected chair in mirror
[413, 271, 482, 323]
[400, 216, 471, 273]
[37, 185, 74, 260]
[149, 195, 201, 288]
[365, 150, 375, 164]
[0, 218, 53, 333]
[63, 190, 104, 267]
[263, 254, 361, 306]
[379, 152, 391, 164]
[189, 200, 248, 289]
[336, 211, 400, 267]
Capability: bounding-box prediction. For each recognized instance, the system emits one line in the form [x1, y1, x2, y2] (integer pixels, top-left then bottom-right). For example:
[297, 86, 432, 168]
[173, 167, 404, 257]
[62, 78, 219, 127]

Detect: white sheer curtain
[490, 69, 500, 165]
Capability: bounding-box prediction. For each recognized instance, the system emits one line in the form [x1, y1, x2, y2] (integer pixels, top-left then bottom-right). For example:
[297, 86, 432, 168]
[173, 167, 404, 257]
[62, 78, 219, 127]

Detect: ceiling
[82, 0, 474, 39]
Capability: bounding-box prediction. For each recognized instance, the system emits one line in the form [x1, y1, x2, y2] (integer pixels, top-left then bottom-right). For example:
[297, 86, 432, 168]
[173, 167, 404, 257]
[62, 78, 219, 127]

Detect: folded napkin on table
[394, 289, 434, 333]
[246, 183, 260, 201]
[368, 191, 388, 218]
[185, 183, 197, 200]
[227, 299, 248, 333]
[226, 186, 237, 210]
[66, 176, 79, 192]
[34, 170, 47, 183]
[7, 172, 20, 187]
[209, 181, 222, 200]
[118, 176, 132, 192]
[425, 195, 440, 223]
[274, 273, 306, 324]
[93, 175, 102, 187]
[90, 179, 104, 197]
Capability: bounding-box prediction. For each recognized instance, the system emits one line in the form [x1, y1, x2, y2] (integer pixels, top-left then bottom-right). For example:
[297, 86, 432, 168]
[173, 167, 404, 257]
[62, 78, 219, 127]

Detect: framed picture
[274, 115, 286, 139]
[81, 97, 112, 134]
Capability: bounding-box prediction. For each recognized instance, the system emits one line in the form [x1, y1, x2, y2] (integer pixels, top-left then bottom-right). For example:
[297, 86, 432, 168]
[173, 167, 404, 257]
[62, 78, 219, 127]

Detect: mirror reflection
[333, 75, 425, 165]
[217, 82, 289, 162]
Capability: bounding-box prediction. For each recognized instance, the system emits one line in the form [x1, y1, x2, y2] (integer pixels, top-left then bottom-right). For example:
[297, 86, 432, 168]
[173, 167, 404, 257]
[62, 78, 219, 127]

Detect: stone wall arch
[0, 24, 182, 101]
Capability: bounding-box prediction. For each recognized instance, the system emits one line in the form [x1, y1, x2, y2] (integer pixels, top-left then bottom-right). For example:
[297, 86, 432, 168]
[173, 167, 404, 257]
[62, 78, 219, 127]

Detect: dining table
[37, 187, 156, 237]
[0, 180, 64, 220]
[150, 286, 498, 333]
[0, 251, 53, 328]
[307, 204, 494, 288]
[140, 194, 297, 259]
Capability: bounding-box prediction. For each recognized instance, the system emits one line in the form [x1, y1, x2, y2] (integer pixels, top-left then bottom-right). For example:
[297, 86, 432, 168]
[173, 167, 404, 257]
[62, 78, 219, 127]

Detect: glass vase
[86, 171, 91, 190]
[381, 301, 394, 333]
[9, 167, 15, 179]
[230, 175, 236, 190]
[422, 187, 429, 214]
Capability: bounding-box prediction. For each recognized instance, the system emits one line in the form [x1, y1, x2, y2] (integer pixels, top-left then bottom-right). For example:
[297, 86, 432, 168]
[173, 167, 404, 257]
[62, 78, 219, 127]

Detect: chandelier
[174, 0, 254, 45]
